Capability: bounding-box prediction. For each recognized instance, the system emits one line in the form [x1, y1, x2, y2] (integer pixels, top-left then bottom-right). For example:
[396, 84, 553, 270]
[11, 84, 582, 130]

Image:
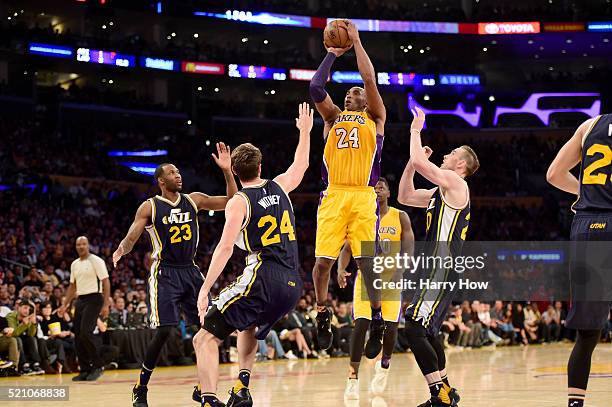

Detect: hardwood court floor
[2, 343, 611, 406]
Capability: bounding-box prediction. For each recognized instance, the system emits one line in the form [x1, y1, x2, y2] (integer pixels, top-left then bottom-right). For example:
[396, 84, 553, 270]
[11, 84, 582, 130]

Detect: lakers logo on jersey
[162, 208, 193, 225]
[323, 110, 382, 187]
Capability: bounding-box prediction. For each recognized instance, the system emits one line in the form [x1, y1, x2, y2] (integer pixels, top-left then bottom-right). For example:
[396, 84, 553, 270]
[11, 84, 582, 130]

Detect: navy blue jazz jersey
[407, 187, 471, 335]
[567, 114, 612, 330]
[144, 194, 203, 328]
[573, 114, 612, 212]
[213, 180, 302, 340]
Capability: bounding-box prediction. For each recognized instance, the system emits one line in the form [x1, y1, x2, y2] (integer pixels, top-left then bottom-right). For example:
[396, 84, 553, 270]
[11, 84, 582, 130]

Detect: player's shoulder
[70, 258, 79, 267]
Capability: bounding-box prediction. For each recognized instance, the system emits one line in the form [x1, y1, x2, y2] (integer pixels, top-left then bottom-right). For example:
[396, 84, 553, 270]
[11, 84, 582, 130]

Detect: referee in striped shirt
[60, 236, 110, 381]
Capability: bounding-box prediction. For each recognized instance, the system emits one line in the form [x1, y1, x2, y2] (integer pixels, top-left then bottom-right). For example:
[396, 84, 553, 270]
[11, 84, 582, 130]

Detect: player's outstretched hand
[197, 287, 209, 325]
[410, 107, 426, 133]
[326, 45, 353, 57]
[337, 268, 351, 289]
[295, 102, 314, 134]
[112, 246, 124, 268]
[212, 142, 231, 171]
[344, 20, 360, 43]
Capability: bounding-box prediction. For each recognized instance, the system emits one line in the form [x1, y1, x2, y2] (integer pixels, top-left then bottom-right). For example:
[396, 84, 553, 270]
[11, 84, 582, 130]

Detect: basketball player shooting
[547, 114, 612, 407]
[112, 143, 238, 407]
[398, 107, 479, 407]
[310, 19, 388, 359]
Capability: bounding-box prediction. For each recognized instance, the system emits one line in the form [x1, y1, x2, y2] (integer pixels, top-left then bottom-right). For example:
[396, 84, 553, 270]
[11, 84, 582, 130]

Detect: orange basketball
[324, 19, 352, 49]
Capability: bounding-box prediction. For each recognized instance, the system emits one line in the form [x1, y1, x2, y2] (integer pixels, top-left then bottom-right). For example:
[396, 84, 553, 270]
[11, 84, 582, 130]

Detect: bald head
[76, 236, 90, 258]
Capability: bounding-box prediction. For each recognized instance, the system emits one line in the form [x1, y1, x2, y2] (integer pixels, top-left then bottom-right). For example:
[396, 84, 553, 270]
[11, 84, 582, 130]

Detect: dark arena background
[0, 1, 611, 406]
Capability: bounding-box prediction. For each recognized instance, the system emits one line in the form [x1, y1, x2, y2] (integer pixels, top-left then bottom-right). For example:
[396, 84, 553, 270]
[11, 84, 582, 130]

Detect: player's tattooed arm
[274, 102, 313, 193]
[190, 142, 238, 211]
[547, 117, 595, 195]
[112, 200, 152, 267]
[197, 195, 246, 320]
[345, 20, 386, 129]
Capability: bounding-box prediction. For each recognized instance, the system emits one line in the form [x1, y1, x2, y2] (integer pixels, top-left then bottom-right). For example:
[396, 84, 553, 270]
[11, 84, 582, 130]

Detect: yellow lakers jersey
[379, 206, 402, 255]
[323, 110, 383, 187]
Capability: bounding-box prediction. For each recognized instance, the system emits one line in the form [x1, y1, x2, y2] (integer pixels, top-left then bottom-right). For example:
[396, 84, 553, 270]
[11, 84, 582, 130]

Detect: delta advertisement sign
[478, 22, 540, 35]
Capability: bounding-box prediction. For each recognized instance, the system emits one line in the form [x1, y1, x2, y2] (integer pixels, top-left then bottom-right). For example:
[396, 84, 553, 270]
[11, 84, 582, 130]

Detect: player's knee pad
[404, 319, 427, 343]
[202, 305, 236, 341]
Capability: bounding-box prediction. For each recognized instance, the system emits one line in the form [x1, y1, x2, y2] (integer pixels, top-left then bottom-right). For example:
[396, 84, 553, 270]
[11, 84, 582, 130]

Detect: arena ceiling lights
[194, 9, 601, 35]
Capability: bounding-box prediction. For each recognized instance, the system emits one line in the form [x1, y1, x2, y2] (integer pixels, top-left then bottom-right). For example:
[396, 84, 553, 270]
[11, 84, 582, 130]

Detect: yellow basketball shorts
[315, 185, 378, 259]
[353, 270, 402, 322]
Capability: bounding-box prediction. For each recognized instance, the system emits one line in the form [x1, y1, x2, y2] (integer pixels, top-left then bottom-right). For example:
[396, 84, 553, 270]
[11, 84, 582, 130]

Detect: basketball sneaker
[344, 378, 359, 400]
[370, 360, 389, 394]
[226, 387, 252, 407]
[417, 396, 457, 407]
[192, 385, 202, 403]
[448, 388, 461, 404]
[132, 385, 148, 407]
[316, 307, 333, 350]
[364, 318, 386, 359]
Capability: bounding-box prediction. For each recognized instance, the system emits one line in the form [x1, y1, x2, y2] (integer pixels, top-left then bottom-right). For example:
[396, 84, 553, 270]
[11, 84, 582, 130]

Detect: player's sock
[137, 363, 153, 387]
[380, 354, 391, 369]
[233, 369, 251, 391]
[371, 306, 382, 320]
[428, 381, 451, 404]
[568, 395, 585, 407]
[202, 392, 221, 406]
[441, 374, 450, 391]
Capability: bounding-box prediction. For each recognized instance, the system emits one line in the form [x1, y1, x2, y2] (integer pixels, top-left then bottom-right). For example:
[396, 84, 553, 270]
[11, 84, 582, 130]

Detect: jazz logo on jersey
[590, 222, 607, 229]
[162, 208, 192, 225]
[426, 197, 436, 231]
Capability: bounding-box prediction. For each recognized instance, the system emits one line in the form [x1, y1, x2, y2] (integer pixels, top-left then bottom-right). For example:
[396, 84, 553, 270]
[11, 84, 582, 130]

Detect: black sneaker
[226, 387, 252, 407]
[417, 396, 455, 407]
[364, 318, 386, 359]
[31, 362, 45, 375]
[316, 308, 333, 350]
[72, 370, 89, 381]
[192, 385, 201, 403]
[0, 359, 14, 369]
[449, 388, 460, 404]
[85, 367, 103, 381]
[132, 385, 148, 407]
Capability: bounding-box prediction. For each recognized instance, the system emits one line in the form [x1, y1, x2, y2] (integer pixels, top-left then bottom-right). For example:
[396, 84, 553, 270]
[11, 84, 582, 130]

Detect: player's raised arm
[274, 102, 313, 193]
[398, 149, 437, 208]
[409, 107, 463, 190]
[190, 142, 239, 211]
[196, 195, 246, 321]
[113, 200, 152, 267]
[345, 20, 386, 127]
[546, 118, 596, 195]
[310, 48, 348, 125]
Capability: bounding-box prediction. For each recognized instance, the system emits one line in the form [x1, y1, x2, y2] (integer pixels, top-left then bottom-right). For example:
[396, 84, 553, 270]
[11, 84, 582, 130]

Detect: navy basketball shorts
[566, 212, 612, 330]
[207, 261, 302, 340]
[147, 263, 204, 328]
[405, 263, 458, 336]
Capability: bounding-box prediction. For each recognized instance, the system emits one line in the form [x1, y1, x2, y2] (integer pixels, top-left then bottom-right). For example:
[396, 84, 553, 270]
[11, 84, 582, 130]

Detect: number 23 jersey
[146, 194, 199, 266]
[323, 110, 383, 187]
[234, 180, 299, 270]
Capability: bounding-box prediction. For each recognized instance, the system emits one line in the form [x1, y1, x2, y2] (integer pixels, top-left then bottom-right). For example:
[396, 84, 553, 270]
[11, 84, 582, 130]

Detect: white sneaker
[284, 350, 298, 360]
[370, 360, 389, 394]
[344, 378, 359, 400]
